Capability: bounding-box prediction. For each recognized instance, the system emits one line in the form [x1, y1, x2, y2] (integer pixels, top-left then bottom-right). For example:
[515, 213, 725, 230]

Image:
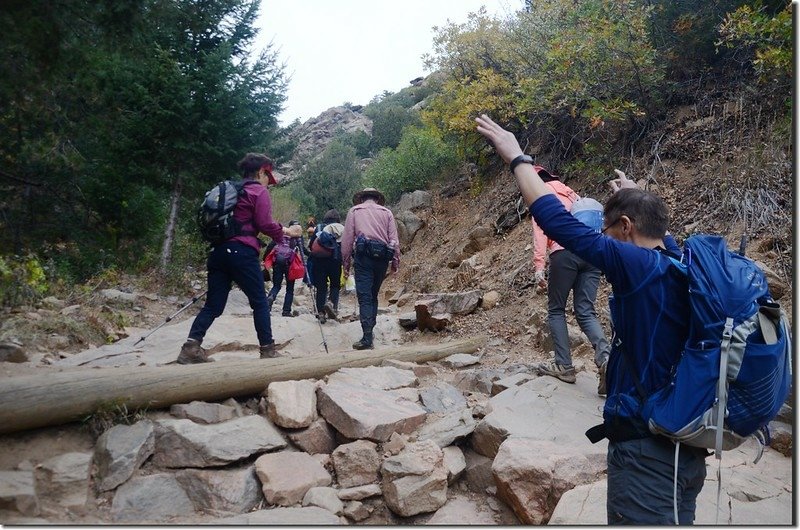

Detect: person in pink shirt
[341, 187, 400, 349]
[177, 153, 285, 364]
[530, 166, 610, 394]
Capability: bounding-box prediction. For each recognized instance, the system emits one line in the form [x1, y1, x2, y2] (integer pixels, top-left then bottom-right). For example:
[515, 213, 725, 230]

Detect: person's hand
[475, 114, 524, 164]
[534, 270, 547, 291]
[609, 169, 639, 193]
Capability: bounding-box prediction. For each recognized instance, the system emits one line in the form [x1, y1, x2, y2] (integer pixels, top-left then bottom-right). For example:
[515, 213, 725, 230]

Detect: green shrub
[296, 139, 363, 216]
[0, 254, 48, 307]
[364, 126, 459, 203]
[718, 1, 792, 83]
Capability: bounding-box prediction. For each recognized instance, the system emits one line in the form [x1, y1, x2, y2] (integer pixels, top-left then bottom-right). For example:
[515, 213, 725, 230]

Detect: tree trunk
[159, 174, 183, 273]
[0, 338, 483, 434]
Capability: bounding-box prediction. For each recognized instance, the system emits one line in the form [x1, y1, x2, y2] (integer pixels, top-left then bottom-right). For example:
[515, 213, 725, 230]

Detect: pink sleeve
[531, 217, 548, 273]
[341, 208, 356, 271]
[387, 210, 400, 271]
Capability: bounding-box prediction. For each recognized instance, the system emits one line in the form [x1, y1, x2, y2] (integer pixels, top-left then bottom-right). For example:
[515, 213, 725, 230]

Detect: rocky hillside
[381, 84, 792, 349]
[281, 106, 373, 181]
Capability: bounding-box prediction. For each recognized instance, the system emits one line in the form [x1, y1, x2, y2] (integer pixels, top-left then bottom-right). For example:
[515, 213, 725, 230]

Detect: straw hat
[352, 187, 386, 206]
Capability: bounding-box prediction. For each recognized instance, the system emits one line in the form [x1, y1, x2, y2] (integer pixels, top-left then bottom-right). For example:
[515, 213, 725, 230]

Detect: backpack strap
[235, 180, 260, 237]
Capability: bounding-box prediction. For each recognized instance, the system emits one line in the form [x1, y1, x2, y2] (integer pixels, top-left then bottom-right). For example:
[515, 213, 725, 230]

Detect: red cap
[261, 163, 278, 186]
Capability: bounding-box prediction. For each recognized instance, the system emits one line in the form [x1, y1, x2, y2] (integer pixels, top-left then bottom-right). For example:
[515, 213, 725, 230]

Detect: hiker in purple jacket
[266, 220, 304, 317]
[476, 115, 706, 525]
[341, 188, 400, 350]
[177, 153, 286, 364]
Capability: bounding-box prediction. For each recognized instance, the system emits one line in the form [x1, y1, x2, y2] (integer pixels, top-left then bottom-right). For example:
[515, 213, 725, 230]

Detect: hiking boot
[317, 313, 327, 324]
[259, 343, 280, 359]
[281, 310, 294, 317]
[352, 338, 374, 350]
[597, 360, 608, 396]
[536, 360, 576, 383]
[323, 301, 337, 320]
[177, 339, 213, 364]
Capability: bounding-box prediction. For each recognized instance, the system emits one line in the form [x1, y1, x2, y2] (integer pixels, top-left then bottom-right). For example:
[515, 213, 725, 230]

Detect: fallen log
[0, 337, 484, 434]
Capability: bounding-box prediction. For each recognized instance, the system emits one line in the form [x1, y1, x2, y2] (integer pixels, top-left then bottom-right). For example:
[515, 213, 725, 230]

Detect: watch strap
[509, 154, 534, 173]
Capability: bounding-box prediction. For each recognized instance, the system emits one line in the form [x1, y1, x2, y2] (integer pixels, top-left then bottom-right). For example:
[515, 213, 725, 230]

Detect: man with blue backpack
[475, 114, 789, 525]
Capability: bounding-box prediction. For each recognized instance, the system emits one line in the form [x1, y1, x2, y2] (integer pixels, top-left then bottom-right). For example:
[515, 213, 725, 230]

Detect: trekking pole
[299, 235, 329, 353]
[738, 233, 747, 256]
[133, 290, 207, 346]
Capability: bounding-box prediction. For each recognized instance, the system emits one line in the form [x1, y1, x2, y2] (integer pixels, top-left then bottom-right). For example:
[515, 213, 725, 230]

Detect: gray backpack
[197, 180, 252, 244]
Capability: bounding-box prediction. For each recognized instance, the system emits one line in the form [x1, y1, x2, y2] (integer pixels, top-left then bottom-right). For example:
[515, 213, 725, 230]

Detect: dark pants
[547, 249, 610, 367]
[269, 261, 295, 313]
[607, 437, 707, 525]
[353, 252, 390, 338]
[188, 242, 273, 346]
[310, 256, 341, 312]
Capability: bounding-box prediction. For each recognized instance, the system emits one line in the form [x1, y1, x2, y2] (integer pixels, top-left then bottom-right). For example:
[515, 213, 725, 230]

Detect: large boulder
[175, 466, 263, 514]
[419, 382, 468, 413]
[94, 420, 155, 492]
[394, 190, 432, 212]
[472, 373, 606, 458]
[548, 480, 606, 524]
[331, 440, 382, 488]
[381, 440, 448, 517]
[317, 381, 427, 442]
[415, 290, 483, 317]
[286, 418, 338, 455]
[35, 452, 93, 508]
[491, 438, 606, 524]
[416, 408, 477, 448]
[254, 452, 332, 506]
[266, 379, 318, 429]
[396, 210, 426, 248]
[111, 473, 195, 522]
[153, 416, 286, 468]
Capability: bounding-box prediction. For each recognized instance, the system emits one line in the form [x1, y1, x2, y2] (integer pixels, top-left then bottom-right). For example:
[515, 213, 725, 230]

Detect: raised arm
[475, 115, 553, 207]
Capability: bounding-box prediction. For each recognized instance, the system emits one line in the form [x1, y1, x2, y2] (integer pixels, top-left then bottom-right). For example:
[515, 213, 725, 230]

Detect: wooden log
[0, 337, 484, 434]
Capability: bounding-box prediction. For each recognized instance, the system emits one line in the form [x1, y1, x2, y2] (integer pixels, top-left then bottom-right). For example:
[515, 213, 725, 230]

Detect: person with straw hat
[341, 187, 400, 350]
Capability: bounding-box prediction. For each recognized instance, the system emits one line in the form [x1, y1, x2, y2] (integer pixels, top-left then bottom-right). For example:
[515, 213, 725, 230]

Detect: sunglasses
[602, 215, 635, 234]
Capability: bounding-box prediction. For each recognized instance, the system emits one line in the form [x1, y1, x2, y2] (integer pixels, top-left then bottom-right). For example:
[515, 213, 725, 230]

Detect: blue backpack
[640, 234, 791, 455]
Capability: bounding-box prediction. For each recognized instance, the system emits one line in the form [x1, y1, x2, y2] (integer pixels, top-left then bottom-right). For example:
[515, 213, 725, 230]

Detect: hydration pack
[640, 234, 791, 454]
[570, 196, 604, 233]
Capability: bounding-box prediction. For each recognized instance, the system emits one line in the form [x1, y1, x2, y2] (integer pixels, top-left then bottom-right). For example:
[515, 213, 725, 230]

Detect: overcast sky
[255, 0, 520, 126]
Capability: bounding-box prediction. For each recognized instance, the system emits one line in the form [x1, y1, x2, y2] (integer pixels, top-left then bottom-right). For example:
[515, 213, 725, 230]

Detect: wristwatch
[509, 154, 534, 173]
